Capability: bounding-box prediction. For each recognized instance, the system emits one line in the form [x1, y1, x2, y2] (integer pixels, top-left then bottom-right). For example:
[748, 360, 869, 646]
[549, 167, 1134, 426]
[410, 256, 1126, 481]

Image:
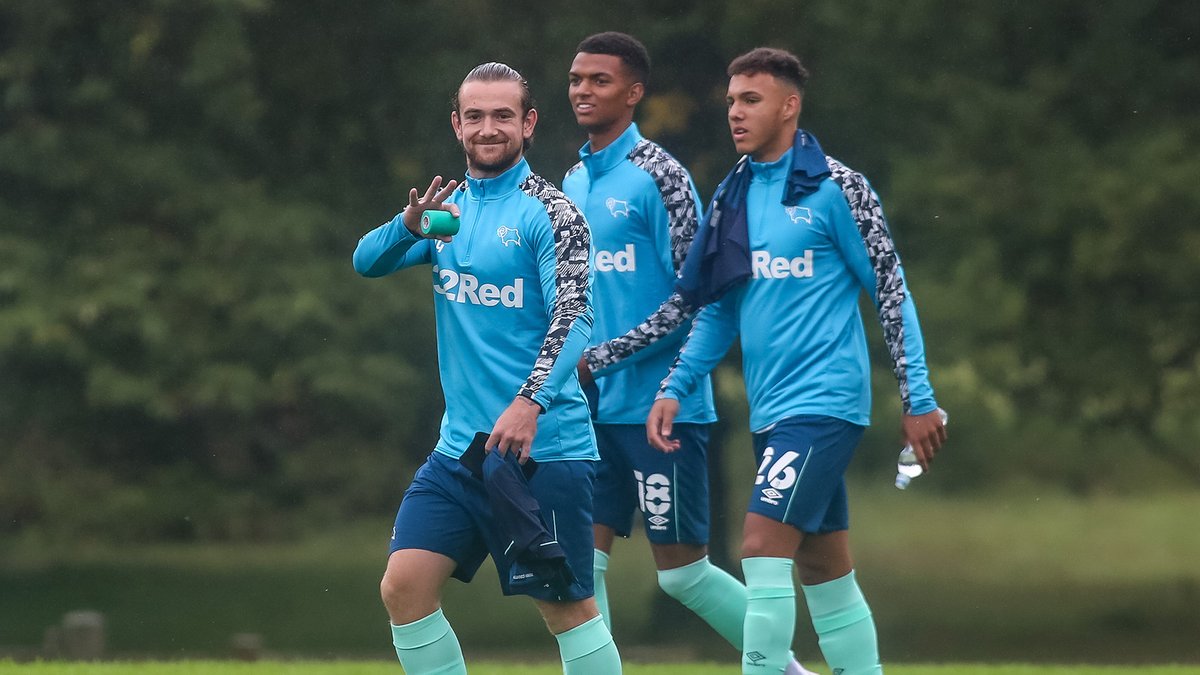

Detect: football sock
[742, 556, 796, 674]
[657, 556, 748, 649]
[802, 570, 882, 675]
[390, 608, 467, 674]
[593, 549, 612, 631]
[555, 614, 622, 674]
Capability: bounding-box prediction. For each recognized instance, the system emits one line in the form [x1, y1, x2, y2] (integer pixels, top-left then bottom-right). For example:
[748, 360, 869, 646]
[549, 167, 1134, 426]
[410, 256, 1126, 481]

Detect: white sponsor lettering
[433, 267, 524, 308]
[751, 249, 813, 279]
[594, 244, 637, 273]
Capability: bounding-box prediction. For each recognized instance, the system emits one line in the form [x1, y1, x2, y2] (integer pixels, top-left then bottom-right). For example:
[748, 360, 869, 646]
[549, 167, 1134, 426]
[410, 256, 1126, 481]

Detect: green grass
[842, 489, 1200, 663]
[3, 662, 1200, 674]
[2, 490, 1199, 663]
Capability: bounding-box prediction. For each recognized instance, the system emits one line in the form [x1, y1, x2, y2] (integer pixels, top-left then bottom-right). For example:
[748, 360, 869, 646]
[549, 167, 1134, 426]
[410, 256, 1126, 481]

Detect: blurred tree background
[2, 0, 1198, 552]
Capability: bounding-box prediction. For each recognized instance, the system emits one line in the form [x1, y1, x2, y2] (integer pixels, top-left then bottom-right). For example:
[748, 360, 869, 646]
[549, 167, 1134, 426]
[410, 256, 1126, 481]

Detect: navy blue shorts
[592, 423, 711, 546]
[389, 451, 597, 601]
[748, 415, 865, 534]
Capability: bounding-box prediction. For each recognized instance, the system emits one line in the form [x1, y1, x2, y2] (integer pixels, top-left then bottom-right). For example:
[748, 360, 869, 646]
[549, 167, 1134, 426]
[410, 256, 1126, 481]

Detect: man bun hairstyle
[577, 31, 651, 85]
[727, 47, 810, 91]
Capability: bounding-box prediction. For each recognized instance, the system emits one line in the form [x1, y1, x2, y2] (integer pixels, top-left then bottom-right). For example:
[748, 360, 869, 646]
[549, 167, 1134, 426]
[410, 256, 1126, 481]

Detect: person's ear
[523, 108, 538, 140]
[627, 82, 645, 107]
[782, 93, 802, 123]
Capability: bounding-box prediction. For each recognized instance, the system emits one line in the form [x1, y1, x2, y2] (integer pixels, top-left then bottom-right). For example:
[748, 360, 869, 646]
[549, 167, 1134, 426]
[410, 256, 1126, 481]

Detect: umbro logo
[647, 515, 669, 530]
[745, 651, 767, 666]
[762, 488, 783, 500]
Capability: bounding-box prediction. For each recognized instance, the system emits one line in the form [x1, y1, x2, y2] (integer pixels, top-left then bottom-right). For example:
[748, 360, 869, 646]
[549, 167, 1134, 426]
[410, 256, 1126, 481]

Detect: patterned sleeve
[517, 173, 592, 404]
[827, 157, 915, 413]
[582, 141, 700, 373]
[656, 291, 740, 401]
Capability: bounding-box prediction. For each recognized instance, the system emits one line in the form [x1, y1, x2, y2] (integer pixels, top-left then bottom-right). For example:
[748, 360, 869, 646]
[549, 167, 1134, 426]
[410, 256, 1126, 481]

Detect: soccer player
[563, 33, 812, 675]
[648, 48, 947, 675]
[353, 62, 620, 675]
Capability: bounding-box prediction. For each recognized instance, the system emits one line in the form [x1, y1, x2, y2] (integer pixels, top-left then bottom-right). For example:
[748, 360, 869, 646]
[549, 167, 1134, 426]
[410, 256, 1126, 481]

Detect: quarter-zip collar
[464, 157, 531, 201]
[577, 123, 644, 178]
[749, 147, 794, 184]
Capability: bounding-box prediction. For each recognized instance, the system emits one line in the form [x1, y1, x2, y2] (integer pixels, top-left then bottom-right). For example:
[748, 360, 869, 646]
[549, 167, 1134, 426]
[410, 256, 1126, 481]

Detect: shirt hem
[749, 409, 869, 434]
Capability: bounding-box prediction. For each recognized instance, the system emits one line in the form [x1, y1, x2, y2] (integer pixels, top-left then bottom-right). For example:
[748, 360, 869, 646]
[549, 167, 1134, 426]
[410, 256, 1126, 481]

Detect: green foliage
[2, 1, 1198, 543]
[0, 0, 439, 541]
[878, 1, 1200, 490]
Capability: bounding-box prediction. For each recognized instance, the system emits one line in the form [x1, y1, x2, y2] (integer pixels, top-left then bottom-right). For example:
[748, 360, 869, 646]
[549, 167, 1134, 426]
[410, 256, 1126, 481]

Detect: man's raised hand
[402, 175, 460, 242]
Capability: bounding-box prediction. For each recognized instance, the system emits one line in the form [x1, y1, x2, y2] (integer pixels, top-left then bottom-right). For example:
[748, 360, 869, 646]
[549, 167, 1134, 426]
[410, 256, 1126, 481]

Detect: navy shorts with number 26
[748, 415, 865, 534]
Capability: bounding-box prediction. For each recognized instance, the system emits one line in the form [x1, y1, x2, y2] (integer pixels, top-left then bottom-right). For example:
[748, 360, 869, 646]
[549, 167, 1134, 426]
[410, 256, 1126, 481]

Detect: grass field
[3, 662, 1200, 674]
[3, 490, 1198, 664]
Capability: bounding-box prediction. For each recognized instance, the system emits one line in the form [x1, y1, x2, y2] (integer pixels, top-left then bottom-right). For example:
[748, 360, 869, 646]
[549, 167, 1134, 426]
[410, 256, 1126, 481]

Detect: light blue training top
[354, 158, 598, 461]
[660, 147, 938, 431]
[563, 123, 717, 425]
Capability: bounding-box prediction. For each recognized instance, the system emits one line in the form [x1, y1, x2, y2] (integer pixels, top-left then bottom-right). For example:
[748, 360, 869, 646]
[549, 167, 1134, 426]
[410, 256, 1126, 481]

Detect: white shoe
[786, 658, 820, 675]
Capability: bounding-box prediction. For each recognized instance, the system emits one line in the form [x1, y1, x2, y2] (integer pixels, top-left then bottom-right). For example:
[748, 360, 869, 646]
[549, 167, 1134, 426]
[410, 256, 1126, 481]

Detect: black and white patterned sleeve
[517, 173, 592, 402]
[828, 157, 914, 412]
[582, 141, 700, 373]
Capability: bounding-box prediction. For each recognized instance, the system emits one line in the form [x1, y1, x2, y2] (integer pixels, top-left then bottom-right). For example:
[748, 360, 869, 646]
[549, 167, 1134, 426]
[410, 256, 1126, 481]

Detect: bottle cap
[421, 210, 460, 236]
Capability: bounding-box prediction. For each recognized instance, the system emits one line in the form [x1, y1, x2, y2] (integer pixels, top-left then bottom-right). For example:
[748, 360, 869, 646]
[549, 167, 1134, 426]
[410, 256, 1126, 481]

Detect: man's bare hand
[576, 358, 595, 388]
[401, 175, 460, 243]
[487, 396, 542, 464]
[902, 409, 947, 471]
[646, 398, 682, 453]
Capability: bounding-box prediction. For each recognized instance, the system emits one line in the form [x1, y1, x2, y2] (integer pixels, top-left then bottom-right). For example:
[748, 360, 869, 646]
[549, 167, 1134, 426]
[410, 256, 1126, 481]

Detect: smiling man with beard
[354, 62, 620, 674]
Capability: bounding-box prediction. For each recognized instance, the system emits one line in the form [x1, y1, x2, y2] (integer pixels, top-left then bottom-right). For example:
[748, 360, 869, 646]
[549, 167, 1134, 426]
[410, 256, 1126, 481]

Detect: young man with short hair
[649, 47, 947, 675]
[564, 33, 812, 675]
[354, 62, 620, 675]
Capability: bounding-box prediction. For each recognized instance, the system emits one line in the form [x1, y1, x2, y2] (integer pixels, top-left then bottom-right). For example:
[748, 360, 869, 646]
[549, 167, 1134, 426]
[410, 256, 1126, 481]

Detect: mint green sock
[742, 557, 796, 675]
[555, 614, 622, 674]
[593, 549, 612, 632]
[802, 570, 882, 675]
[390, 608, 466, 674]
[658, 556, 748, 649]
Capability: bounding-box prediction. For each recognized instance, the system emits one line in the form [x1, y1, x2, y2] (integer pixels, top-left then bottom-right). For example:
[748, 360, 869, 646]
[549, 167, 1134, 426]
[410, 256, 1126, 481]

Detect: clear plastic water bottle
[894, 407, 948, 490]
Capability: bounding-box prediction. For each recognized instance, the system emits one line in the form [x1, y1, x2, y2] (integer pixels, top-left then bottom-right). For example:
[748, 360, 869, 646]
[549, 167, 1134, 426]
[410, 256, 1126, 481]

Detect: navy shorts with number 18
[592, 422, 711, 546]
